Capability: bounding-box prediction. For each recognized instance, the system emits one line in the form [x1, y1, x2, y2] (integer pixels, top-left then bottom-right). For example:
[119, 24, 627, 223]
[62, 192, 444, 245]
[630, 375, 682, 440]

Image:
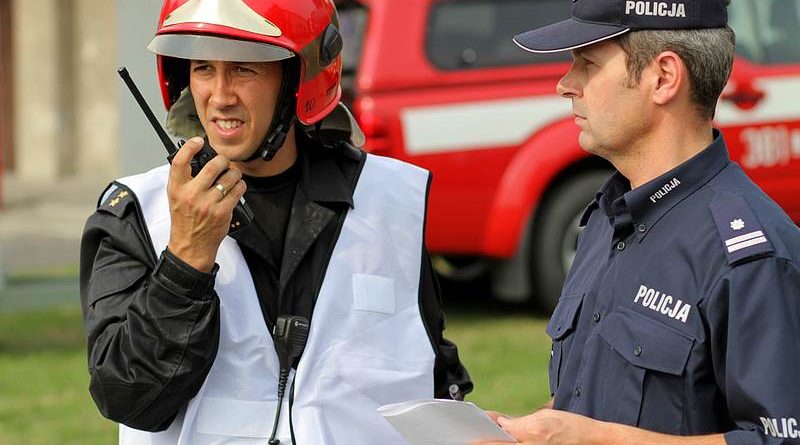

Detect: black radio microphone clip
[268, 315, 310, 445]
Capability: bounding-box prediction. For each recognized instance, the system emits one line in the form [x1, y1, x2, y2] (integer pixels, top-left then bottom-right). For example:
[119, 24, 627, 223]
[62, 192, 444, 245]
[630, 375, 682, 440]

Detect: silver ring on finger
[214, 182, 228, 199]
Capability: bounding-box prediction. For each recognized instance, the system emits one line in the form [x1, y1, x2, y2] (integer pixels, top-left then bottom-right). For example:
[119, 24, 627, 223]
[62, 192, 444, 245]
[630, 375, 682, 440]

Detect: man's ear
[649, 51, 686, 107]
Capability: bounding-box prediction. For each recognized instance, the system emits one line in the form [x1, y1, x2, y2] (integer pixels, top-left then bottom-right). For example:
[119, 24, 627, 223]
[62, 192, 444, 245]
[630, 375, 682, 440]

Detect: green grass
[0, 298, 551, 444]
[6, 265, 80, 283]
[445, 309, 552, 415]
[0, 306, 117, 445]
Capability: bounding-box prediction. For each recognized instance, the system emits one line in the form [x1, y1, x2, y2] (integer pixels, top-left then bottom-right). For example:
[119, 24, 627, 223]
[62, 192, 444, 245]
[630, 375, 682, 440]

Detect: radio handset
[117, 67, 254, 233]
[268, 315, 310, 445]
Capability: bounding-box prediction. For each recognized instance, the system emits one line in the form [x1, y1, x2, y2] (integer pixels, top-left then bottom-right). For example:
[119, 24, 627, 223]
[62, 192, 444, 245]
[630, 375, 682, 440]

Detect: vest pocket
[352, 274, 396, 315]
[596, 307, 694, 431]
[545, 293, 584, 394]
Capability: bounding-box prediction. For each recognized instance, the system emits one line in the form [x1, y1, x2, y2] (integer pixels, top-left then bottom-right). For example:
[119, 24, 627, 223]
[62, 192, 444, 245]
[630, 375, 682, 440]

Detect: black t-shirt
[237, 158, 300, 327]
[242, 160, 300, 271]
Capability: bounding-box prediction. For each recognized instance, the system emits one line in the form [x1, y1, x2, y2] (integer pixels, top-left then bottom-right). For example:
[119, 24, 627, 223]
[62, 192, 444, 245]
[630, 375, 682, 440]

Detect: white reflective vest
[115, 154, 436, 445]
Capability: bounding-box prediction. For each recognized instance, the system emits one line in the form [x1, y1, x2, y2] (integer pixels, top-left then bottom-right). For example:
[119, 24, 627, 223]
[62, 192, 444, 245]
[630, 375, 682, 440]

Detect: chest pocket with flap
[593, 306, 694, 431]
[545, 293, 584, 394]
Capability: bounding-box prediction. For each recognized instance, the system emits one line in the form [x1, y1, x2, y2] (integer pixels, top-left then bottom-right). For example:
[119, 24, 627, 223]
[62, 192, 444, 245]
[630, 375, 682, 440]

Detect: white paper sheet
[378, 399, 517, 445]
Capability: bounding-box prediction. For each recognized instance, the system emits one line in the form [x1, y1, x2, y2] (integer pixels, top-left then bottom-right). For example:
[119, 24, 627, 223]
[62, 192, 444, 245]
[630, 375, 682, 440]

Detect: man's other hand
[476, 408, 601, 445]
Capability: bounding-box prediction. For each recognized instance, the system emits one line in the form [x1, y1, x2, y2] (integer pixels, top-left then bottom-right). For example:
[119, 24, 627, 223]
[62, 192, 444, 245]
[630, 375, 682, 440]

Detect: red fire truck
[337, 0, 800, 310]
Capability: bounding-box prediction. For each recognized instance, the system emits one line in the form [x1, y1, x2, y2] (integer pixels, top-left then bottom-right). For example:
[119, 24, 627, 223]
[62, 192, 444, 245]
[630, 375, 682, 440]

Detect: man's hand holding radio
[166, 137, 247, 272]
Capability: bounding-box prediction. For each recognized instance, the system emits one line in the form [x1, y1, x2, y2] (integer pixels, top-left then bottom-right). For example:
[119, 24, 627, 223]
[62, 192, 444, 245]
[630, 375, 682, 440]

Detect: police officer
[478, 0, 800, 444]
[79, 1, 471, 444]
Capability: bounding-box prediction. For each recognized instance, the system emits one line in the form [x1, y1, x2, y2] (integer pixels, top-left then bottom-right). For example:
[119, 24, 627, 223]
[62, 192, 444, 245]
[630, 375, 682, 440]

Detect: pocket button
[634, 345, 643, 356]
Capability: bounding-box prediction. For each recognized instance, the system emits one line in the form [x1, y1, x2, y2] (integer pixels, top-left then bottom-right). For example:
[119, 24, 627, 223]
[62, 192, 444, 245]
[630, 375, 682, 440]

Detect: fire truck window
[763, 0, 800, 63]
[337, 0, 367, 107]
[338, 1, 367, 75]
[730, 0, 800, 64]
[728, 1, 761, 61]
[426, 0, 571, 70]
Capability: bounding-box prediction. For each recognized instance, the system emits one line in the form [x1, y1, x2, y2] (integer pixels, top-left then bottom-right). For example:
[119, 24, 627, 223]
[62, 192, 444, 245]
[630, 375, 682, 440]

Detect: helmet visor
[148, 34, 294, 62]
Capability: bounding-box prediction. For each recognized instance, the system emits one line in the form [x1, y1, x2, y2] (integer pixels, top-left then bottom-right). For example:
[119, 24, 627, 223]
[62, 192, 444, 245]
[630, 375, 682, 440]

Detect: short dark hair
[615, 1, 735, 120]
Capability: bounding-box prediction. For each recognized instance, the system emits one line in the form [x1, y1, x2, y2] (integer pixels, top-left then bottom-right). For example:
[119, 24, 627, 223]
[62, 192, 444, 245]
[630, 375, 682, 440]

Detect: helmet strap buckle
[258, 114, 297, 161]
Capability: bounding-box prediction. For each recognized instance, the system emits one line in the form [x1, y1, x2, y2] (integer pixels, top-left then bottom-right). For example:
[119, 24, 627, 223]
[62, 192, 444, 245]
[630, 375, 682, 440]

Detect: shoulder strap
[710, 194, 774, 265]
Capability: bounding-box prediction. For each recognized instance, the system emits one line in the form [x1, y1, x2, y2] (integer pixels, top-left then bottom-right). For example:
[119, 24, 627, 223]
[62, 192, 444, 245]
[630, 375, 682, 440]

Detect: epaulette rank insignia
[108, 190, 129, 207]
[710, 195, 774, 265]
[98, 183, 134, 217]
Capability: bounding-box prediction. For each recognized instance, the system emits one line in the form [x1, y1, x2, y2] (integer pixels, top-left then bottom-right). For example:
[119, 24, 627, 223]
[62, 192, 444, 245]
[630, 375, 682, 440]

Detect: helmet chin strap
[244, 58, 299, 163]
[250, 109, 297, 162]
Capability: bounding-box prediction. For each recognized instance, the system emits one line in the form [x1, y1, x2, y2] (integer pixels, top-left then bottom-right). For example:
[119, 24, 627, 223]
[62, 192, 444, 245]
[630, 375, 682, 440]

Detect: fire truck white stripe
[725, 230, 764, 247]
[401, 96, 572, 154]
[716, 77, 800, 126]
[399, 77, 800, 155]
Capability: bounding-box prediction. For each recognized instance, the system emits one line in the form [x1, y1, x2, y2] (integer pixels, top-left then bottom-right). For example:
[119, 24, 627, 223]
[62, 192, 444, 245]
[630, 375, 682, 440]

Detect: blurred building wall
[117, 0, 172, 177]
[76, 0, 119, 176]
[10, 0, 119, 182]
[0, 0, 12, 177]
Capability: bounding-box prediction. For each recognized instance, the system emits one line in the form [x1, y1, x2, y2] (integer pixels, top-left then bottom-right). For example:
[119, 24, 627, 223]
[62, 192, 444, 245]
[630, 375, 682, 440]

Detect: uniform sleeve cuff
[724, 429, 771, 445]
[153, 249, 218, 299]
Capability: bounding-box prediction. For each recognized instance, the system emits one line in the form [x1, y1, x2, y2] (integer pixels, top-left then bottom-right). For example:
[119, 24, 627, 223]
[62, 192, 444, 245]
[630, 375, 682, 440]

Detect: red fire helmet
[148, 0, 343, 125]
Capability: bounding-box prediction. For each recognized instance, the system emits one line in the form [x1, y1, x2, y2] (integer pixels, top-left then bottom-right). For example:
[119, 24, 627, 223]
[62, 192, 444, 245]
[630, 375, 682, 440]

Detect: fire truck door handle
[721, 84, 765, 110]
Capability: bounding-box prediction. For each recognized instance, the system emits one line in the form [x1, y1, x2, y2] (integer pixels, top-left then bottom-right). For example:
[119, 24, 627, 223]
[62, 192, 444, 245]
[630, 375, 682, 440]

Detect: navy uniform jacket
[549, 130, 800, 444]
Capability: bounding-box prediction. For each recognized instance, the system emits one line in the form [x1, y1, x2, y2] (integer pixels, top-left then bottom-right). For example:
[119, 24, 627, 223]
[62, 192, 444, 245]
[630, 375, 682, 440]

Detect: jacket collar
[596, 129, 731, 240]
[297, 132, 358, 209]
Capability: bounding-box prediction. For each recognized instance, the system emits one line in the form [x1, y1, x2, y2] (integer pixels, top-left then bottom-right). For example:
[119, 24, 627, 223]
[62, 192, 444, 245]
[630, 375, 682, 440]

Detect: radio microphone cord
[268, 316, 310, 445]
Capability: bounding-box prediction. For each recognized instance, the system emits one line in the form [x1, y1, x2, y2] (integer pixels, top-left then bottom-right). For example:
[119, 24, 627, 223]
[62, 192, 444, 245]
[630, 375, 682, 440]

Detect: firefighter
[79, 1, 471, 444]
[479, 0, 800, 444]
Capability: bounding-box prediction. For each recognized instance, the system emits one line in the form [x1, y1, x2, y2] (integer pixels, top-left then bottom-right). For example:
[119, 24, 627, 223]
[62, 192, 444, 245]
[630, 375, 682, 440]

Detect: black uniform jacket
[79, 139, 472, 432]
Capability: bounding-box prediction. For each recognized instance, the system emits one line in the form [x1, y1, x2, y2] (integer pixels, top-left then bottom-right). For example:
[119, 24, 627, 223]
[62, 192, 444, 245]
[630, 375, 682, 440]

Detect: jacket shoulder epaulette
[97, 182, 138, 218]
[709, 194, 774, 266]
